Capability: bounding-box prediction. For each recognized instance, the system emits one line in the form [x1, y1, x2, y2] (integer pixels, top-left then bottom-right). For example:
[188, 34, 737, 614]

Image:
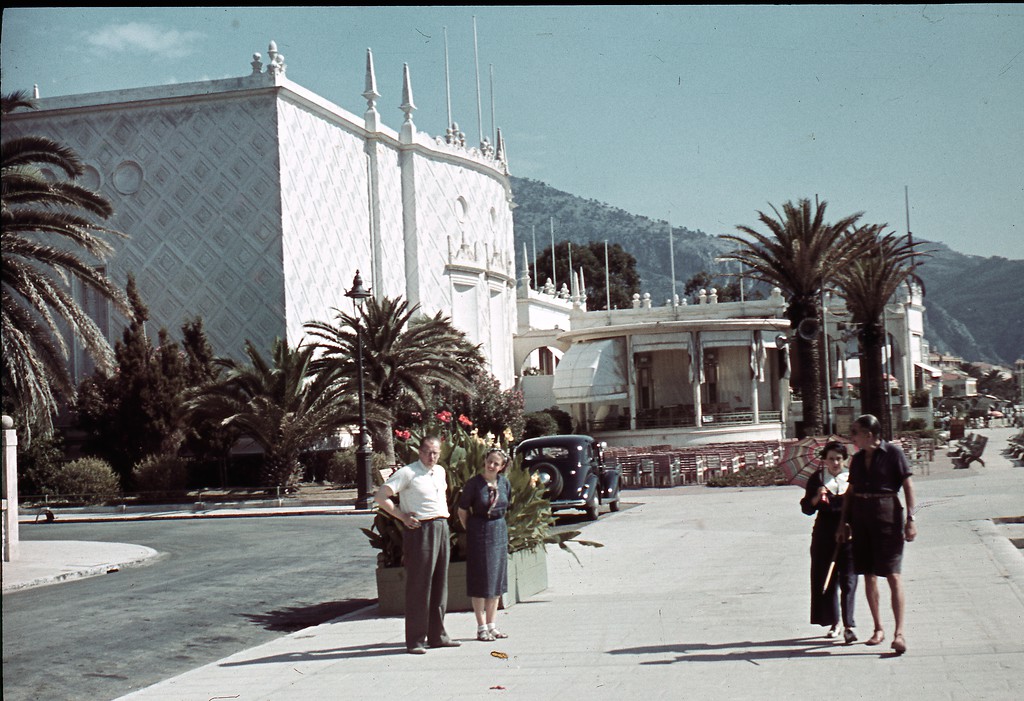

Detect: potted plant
[365, 413, 590, 615]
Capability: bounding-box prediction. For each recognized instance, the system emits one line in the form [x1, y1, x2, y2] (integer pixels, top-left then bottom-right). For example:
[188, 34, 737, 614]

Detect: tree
[75, 275, 188, 481]
[534, 241, 640, 310]
[184, 338, 361, 490]
[833, 226, 927, 438]
[1, 90, 128, 440]
[178, 317, 238, 486]
[304, 296, 485, 463]
[720, 199, 866, 437]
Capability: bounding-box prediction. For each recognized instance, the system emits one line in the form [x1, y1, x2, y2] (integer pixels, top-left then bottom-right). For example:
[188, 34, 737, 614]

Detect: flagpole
[531, 224, 538, 289]
[605, 240, 612, 311]
[550, 217, 556, 294]
[443, 26, 452, 130]
[473, 16, 483, 146]
[669, 218, 676, 305]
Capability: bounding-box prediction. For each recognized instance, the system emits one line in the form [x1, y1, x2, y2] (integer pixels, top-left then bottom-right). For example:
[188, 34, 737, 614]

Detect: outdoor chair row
[1005, 430, 1024, 462]
[948, 432, 988, 468]
[607, 440, 782, 488]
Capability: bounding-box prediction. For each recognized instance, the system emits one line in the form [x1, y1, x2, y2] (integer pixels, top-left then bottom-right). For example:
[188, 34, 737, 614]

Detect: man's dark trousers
[404, 519, 450, 648]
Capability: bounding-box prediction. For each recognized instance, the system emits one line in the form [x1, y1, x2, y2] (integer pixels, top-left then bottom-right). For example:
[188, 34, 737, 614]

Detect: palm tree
[832, 226, 927, 439]
[2, 90, 128, 438]
[304, 296, 485, 462]
[184, 338, 362, 490]
[720, 199, 866, 437]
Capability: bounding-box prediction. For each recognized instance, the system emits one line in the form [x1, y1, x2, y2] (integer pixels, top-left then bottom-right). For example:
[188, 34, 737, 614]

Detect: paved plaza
[5, 427, 1023, 700]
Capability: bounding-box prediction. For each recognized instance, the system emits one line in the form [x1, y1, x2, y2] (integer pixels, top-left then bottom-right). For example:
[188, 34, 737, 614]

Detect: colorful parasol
[777, 435, 855, 488]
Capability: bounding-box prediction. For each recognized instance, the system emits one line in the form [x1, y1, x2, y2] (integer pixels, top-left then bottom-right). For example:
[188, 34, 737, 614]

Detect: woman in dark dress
[457, 448, 512, 642]
[800, 440, 858, 643]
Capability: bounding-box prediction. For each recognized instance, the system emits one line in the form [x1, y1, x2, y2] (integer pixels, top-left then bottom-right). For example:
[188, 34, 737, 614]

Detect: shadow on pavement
[242, 599, 376, 632]
[608, 636, 903, 664]
[220, 642, 409, 666]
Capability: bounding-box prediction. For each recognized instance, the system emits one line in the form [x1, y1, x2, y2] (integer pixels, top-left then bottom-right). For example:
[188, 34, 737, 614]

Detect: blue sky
[2, 5, 1022, 259]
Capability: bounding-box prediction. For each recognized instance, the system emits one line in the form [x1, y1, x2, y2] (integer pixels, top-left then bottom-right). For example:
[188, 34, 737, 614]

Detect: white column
[2, 415, 19, 562]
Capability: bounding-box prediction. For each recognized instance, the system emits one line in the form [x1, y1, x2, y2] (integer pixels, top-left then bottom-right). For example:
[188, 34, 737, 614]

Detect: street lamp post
[346, 271, 373, 509]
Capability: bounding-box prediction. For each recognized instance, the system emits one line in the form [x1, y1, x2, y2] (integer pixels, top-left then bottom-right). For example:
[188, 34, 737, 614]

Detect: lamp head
[345, 270, 372, 303]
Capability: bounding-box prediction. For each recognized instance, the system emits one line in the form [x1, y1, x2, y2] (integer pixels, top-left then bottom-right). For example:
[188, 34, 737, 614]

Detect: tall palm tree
[720, 199, 866, 437]
[304, 296, 485, 462]
[832, 226, 927, 439]
[2, 90, 128, 438]
[184, 338, 362, 490]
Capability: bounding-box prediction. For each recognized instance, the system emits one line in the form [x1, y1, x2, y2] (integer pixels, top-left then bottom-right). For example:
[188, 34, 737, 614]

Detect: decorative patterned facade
[5, 43, 516, 387]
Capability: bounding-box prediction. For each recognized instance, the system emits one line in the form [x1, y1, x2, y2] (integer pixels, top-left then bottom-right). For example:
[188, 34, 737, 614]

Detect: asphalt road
[2, 508, 616, 701]
[2, 514, 378, 701]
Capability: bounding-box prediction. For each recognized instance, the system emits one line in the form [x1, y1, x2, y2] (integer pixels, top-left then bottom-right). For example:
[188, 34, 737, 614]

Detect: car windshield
[523, 446, 572, 461]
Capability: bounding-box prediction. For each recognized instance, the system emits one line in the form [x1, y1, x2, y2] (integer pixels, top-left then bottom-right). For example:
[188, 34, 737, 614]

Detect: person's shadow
[608, 636, 903, 664]
[220, 641, 409, 667]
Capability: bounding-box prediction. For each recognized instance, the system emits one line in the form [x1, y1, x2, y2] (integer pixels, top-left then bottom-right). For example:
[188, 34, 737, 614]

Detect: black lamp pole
[346, 270, 373, 509]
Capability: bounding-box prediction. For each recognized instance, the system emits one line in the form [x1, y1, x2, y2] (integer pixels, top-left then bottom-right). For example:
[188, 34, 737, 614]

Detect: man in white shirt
[374, 436, 461, 654]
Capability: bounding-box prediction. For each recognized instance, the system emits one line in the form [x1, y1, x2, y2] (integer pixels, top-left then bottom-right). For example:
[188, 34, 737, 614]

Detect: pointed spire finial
[363, 48, 380, 105]
[400, 63, 417, 142]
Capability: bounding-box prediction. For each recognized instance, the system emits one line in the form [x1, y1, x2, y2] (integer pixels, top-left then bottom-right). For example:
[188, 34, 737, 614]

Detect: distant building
[514, 270, 940, 444]
[5, 42, 517, 387]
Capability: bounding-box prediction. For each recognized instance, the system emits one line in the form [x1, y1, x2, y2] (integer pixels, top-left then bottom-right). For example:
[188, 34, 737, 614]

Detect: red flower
[435, 411, 453, 424]
[458, 414, 473, 427]
[394, 429, 411, 441]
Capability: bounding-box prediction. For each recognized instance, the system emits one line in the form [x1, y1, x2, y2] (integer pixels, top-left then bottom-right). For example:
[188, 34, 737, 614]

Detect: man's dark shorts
[851, 495, 905, 576]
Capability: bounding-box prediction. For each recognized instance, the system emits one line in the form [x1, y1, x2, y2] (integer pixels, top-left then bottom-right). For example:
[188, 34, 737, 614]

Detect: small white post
[2, 415, 20, 562]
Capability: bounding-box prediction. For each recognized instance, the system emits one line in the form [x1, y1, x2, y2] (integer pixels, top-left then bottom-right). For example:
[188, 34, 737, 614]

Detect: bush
[326, 449, 394, 487]
[541, 407, 573, 435]
[910, 388, 931, 408]
[327, 448, 356, 485]
[17, 434, 66, 497]
[901, 418, 927, 432]
[131, 454, 190, 499]
[521, 412, 559, 439]
[51, 457, 122, 504]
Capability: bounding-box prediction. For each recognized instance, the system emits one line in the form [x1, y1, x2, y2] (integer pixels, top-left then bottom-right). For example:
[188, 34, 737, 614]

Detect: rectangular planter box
[376, 546, 547, 616]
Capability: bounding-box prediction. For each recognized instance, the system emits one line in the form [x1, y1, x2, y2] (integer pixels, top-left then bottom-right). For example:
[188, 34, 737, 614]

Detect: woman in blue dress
[457, 448, 512, 641]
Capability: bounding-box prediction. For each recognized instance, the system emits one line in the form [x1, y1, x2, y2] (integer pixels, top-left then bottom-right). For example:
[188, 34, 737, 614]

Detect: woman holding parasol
[800, 440, 858, 643]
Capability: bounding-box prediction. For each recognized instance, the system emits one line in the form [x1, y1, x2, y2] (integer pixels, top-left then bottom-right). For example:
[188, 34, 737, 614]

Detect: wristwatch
[906, 515, 915, 522]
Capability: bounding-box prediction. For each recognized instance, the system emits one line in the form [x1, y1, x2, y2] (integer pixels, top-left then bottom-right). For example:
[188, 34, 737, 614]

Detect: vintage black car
[515, 434, 622, 520]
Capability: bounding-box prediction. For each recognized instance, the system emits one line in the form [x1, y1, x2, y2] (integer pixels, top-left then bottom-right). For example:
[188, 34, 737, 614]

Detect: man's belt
[854, 492, 898, 499]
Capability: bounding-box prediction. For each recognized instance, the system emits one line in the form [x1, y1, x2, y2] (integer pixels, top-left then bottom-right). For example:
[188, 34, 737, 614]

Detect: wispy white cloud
[87, 22, 203, 59]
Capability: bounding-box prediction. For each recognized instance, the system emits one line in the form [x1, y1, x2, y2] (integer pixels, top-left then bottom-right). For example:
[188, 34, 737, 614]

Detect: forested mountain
[510, 176, 1023, 366]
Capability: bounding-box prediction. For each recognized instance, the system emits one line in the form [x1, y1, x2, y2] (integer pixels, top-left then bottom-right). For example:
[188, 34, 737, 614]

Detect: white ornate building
[5, 42, 517, 387]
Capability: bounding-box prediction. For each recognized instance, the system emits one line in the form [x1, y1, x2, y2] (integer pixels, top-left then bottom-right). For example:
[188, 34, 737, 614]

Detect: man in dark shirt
[842, 414, 917, 654]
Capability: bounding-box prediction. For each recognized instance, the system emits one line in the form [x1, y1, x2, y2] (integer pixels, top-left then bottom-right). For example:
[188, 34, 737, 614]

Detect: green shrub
[541, 407, 574, 435]
[901, 418, 927, 431]
[325, 449, 394, 487]
[131, 454, 190, 499]
[52, 457, 122, 504]
[327, 448, 356, 485]
[910, 389, 931, 408]
[521, 412, 559, 439]
[17, 434, 66, 497]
